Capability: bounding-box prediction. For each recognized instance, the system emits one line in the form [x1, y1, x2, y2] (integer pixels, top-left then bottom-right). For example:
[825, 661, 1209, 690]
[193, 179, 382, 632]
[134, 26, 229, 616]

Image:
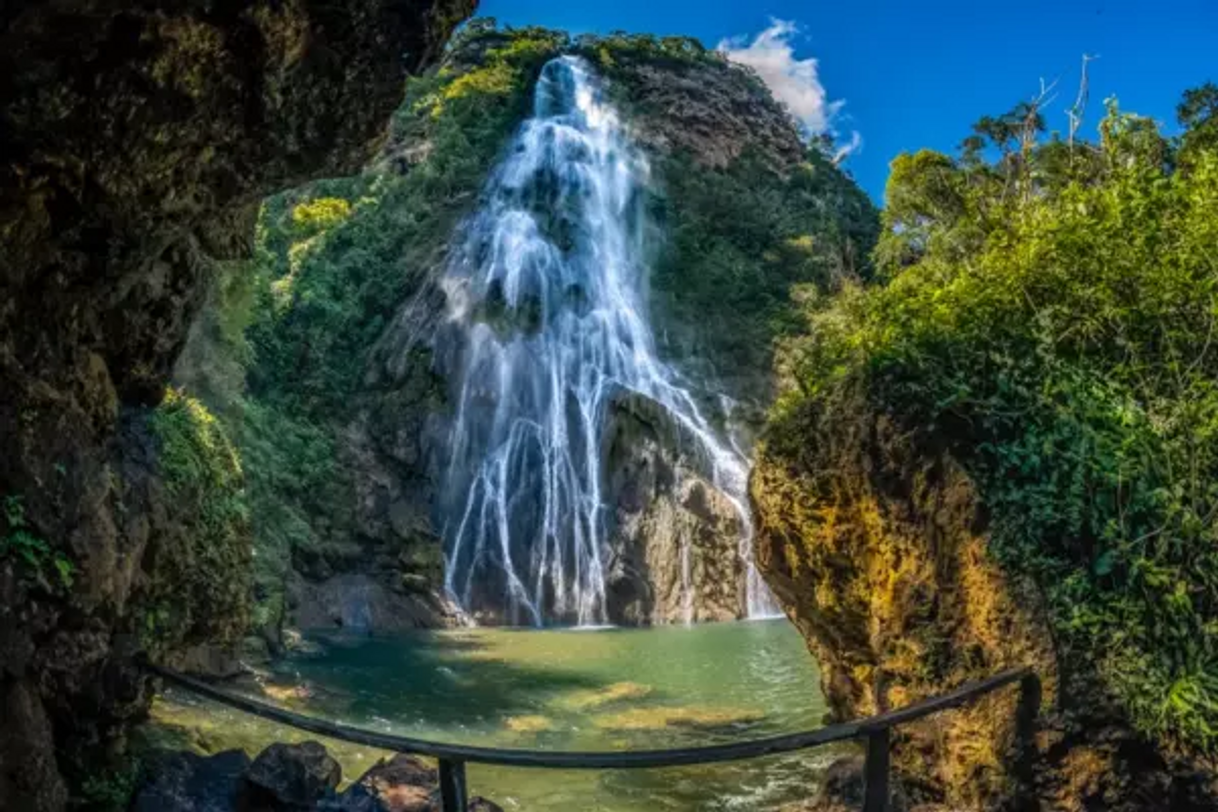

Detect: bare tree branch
[1067, 54, 1099, 149]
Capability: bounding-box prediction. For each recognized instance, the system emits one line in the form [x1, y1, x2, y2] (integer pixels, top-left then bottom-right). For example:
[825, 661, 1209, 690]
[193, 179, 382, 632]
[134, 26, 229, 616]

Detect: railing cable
[144, 661, 1037, 812]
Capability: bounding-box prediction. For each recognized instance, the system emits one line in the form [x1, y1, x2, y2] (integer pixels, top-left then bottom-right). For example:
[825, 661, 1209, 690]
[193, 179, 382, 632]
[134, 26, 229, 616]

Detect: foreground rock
[0, 0, 473, 807]
[245, 742, 342, 809]
[332, 754, 501, 812]
[132, 744, 503, 812]
[133, 749, 251, 812]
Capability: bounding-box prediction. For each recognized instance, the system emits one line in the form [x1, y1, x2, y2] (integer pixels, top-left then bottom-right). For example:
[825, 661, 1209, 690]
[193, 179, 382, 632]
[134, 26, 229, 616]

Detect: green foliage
[651, 146, 877, 392]
[249, 24, 565, 422]
[146, 389, 250, 650]
[573, 30, 719, 75]
[291, 197, 352, 237]
[777, 89, 1218, 754]
[173, 258, 258, 413]
[1177, 82, 1218, 162]
[1, 494, 73, 589]
[238, 399, 345, 631]
[78, 757, 141, 812]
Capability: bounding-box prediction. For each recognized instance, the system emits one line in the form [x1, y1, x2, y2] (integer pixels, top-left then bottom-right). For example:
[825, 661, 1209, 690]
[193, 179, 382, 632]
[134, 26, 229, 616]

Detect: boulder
[243, 741, 341, 809]
[131, 749, 251, 812]
[326, 753, 505, 812]
[337, 755, 435, 812]
[0, 680, 68, 811]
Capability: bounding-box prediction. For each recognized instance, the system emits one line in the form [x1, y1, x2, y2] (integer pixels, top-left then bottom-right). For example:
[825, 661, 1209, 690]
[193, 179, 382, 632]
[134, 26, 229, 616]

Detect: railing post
[439, 758, 468, 812]
[862, 728, 890, 812]
[1015, 671, 1041, 745]
[1013, 671, 1042, 809]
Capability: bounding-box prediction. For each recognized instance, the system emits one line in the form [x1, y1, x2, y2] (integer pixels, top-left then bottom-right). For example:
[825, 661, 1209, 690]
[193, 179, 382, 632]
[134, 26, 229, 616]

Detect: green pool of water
[155, 619, 840, 810]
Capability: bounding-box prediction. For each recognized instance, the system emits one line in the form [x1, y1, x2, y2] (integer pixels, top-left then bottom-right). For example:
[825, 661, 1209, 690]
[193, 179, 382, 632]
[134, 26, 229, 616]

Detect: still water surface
[156, 620, 838, 810]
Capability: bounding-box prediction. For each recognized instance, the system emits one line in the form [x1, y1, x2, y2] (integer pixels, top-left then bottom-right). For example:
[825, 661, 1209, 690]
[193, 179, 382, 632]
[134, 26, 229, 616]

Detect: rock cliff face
[603, 395, 746, 625]
[751, 388, 1051, 808]
[751, 382, 1218, 810]
[0, 0, 472, 807]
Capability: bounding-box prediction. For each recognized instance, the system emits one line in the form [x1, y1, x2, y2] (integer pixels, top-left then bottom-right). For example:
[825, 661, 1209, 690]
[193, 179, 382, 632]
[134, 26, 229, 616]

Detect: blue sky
[476, 0, 1217, 199]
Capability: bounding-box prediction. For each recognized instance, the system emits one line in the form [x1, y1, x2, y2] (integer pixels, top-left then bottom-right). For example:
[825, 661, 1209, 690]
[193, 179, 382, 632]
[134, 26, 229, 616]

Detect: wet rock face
[277, 301, 457, 635]
[0, 0, 473, 807]
[750, 395, 1051, 808]
[288, 572, 460, 633]
[603, 393, 746, 625]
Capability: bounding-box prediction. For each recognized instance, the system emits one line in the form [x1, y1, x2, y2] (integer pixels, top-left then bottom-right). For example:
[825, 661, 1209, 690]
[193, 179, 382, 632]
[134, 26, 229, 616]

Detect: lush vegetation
[246, 24, 568, 422]
[145, 389, 250, 651]
[650, 147, 876, 388]
[773, 88, 1218, 754]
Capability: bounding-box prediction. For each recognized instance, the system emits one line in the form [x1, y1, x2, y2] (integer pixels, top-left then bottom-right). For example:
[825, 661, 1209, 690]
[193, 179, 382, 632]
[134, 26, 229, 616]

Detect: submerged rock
[593, 705, 765, 732]
[504, 715, 555, 733]
[559, 681, 652, 711]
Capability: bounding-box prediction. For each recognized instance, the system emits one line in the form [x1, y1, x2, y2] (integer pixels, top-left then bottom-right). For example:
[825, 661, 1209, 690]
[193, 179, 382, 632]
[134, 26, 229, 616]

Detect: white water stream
[437, 56, 780, 625]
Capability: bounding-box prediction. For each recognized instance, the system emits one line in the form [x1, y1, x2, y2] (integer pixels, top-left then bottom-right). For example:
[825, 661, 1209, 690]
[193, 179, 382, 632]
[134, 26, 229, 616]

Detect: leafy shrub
[78, 757, 141, 812]
[291, 197, 352, 237]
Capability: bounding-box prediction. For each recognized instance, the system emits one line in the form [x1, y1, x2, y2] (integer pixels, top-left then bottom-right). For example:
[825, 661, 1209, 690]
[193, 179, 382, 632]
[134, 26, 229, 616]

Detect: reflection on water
[149, 619, 842, 811]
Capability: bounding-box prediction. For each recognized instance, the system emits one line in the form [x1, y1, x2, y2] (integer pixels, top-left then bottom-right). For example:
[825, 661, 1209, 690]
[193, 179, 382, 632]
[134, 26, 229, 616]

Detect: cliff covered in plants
[752, 92, 1218, 808]
[0, 1, 473, 807]
[186, 21, 877, 634]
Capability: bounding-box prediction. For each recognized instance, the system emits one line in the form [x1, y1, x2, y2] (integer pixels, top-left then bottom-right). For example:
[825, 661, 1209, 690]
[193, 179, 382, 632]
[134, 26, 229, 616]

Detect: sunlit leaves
[776, 90, 1218, 753]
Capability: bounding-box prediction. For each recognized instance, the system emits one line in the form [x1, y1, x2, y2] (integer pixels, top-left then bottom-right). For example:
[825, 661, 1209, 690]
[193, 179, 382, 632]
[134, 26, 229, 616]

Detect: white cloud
[832, 130, 864, 164]
[718, 19, 861, 159]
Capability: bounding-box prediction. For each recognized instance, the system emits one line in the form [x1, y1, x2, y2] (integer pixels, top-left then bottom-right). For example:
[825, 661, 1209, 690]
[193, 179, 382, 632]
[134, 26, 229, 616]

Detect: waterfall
[436, 56, 778, 626]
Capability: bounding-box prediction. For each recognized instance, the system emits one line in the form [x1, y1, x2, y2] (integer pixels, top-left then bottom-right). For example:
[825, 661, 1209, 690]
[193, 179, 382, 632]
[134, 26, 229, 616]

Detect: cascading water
[436, 55, 781, 625]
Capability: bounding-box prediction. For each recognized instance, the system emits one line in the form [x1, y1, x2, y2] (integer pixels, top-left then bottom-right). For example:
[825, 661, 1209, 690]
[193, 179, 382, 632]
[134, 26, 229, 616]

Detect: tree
[1178, 81, 1218, 160]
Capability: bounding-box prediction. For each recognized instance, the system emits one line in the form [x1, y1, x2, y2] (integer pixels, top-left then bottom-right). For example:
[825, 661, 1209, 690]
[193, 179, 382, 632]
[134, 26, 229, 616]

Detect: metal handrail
[145, 662, 1038, 812]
